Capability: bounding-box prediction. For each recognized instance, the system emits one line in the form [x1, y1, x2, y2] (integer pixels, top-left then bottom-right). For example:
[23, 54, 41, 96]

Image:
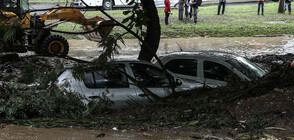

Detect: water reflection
[68, 36, 294, 60]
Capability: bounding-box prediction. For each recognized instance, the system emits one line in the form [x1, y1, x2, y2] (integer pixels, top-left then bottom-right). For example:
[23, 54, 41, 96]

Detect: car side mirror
[175, 79, 182, 86]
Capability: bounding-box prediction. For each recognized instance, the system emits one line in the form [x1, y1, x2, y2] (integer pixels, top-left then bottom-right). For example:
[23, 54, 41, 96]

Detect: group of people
[164, 0, 199, 25]
[253, 0, 291, 15]
[164, 0, 292, 25]
[164, 0, 226, 25]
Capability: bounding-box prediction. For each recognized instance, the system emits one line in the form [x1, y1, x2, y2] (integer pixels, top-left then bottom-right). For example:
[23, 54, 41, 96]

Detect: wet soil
[0, 53, 293, 139]
[0, 124, 190, 140]
[0, 54, 74, 86]
[1, 47, 294, 139]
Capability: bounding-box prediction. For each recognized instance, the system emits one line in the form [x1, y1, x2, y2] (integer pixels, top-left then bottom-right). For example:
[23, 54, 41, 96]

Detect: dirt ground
[1, 53, 294, 139]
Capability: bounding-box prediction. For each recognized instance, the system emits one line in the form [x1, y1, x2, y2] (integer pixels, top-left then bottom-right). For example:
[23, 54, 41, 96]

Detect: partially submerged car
[155, 51, 266, 87]
[56, 60, 197, 109]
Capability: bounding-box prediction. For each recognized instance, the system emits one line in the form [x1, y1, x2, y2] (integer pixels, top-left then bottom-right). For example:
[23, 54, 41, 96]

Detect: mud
[250, 53, 294, 71]
[1, 36, 294, 139]
[0, 54, 73, 85]
[0, 125, 190, 140]
[0, 53, 294, 139]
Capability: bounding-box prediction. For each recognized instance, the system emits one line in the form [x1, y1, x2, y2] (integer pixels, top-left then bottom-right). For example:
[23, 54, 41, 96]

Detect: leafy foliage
[122, 1, 148, 38]
[93, 0, 149, 62]
[0, 83, 86, 119]
[0, 18, 24, 52]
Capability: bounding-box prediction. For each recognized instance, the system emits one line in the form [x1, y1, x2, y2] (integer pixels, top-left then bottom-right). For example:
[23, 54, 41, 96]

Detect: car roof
[64, 60, 157, 69]
[158, 50, 240, 61]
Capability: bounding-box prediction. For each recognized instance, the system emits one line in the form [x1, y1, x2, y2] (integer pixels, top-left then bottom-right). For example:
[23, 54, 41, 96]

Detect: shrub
[0, 83, 86, 119]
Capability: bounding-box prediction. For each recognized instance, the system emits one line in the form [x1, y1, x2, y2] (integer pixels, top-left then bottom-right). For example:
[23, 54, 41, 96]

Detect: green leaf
[188, 120, 199, 126]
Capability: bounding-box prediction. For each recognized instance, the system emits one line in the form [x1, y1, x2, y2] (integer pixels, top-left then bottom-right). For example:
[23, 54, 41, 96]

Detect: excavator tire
[41, 34, 69, 56]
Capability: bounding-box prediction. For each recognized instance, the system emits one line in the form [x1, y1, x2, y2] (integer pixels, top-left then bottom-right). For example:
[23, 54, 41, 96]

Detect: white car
[155, 51, 266, 87]
[56, 60, 198, 109]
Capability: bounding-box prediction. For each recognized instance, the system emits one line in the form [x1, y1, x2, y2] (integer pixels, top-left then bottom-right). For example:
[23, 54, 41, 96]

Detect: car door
[77, 64, 137, 109]
[199, 60, 237, 87]
[128, 62, 172, 105]
[164, 58, 204, 88]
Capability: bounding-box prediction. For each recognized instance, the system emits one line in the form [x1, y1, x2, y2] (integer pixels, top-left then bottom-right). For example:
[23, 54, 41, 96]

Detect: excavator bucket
[83, 20, 114, 42]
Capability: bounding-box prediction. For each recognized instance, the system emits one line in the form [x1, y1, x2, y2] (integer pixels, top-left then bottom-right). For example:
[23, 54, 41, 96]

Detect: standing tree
[278, 0, 285, 13]
[138, 0, 161, 62]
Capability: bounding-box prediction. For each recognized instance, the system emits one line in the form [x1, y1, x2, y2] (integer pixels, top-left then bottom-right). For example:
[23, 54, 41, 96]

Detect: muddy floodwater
[68, 36, 294, 60]
[0, 125, 190, 140]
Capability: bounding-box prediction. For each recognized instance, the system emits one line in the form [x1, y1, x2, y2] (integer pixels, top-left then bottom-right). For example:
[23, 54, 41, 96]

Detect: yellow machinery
[0, 0, 113, 56]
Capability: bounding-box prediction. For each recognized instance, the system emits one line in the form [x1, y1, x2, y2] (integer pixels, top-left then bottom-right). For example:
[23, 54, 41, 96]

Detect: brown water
[0, 125, 191, 140]
[68, 36, 294, 60]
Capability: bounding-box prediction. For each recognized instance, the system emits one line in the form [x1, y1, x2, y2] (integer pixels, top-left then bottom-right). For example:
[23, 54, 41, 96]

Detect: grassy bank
[51, 2, 294, 39]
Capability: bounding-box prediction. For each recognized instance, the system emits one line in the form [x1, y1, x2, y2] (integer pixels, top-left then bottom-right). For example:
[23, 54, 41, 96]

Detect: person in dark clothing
[285, 0, 291, 15]
[165, 0, 171, 25]
[189, 0, 198, 23]
[184, 0, 192, 22]
[217, 0, 226, 15]
[257, 0, 264, 15]
[178, 0, 186, 20]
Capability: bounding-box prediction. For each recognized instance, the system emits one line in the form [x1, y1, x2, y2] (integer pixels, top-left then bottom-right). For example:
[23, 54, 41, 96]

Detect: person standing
[257, 0, 264, 15]
[178, 0, 186, 20]
[189, 0, 199, 23]
[165, 0, 171, 25]
[285, 0, 291, 15]
[217, 0, 226, 15]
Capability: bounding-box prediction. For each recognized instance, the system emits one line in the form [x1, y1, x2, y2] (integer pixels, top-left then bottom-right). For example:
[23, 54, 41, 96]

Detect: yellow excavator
[0, 0, 113, 56]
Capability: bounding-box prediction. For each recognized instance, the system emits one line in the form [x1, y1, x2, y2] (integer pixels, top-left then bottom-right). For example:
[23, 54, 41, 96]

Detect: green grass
[48, 2, 294, 39]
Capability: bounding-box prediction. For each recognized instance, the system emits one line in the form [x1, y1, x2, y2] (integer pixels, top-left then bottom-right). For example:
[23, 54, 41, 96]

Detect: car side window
[203, 61, 231, 81]
[83, 72, 95, 88]
[83, 65, 129, 88]
[130, 63, 170, 88]
[165, 59, 197, 77]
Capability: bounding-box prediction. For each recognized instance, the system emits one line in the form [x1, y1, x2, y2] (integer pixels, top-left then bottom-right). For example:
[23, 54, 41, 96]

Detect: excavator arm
[39, 5, 114, 42]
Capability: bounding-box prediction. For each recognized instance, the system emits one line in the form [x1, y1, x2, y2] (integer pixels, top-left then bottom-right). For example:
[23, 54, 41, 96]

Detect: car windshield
[20, 0, 29, 13]
[226, 57, 266, 80]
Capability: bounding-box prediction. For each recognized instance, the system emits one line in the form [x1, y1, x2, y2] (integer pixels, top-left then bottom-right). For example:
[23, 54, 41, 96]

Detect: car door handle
[138, 93, 148, 97]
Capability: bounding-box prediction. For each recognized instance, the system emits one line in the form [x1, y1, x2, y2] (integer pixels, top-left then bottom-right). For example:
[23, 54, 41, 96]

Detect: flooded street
[68, 36, 294, 60]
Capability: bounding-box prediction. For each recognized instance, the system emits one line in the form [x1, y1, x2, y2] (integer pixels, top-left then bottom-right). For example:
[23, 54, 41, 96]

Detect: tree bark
[278, 0, 285, 13]
[138, 0, 161, 62]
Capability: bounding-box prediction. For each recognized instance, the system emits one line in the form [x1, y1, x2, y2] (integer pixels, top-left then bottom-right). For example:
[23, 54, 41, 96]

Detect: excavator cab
[0, 0, 29, 19]
[0, 0, 30, 28]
